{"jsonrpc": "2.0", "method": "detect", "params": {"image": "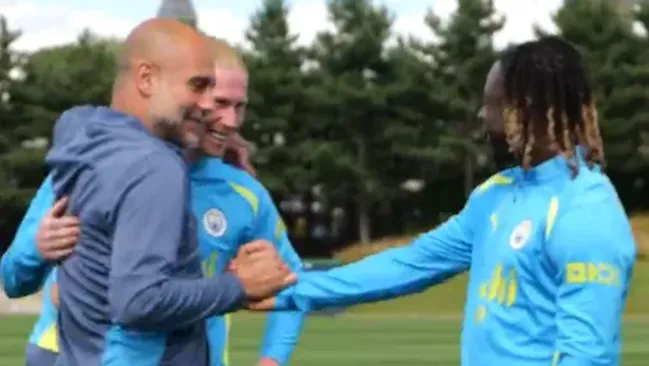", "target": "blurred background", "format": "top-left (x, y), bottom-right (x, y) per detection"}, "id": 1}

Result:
top-left (0, 0), bottom-right (648, 365)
